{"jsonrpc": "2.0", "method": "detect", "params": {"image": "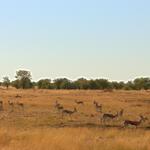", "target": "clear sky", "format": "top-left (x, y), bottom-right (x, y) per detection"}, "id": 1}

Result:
top-left (0, 0), bottom-right (150, 81)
